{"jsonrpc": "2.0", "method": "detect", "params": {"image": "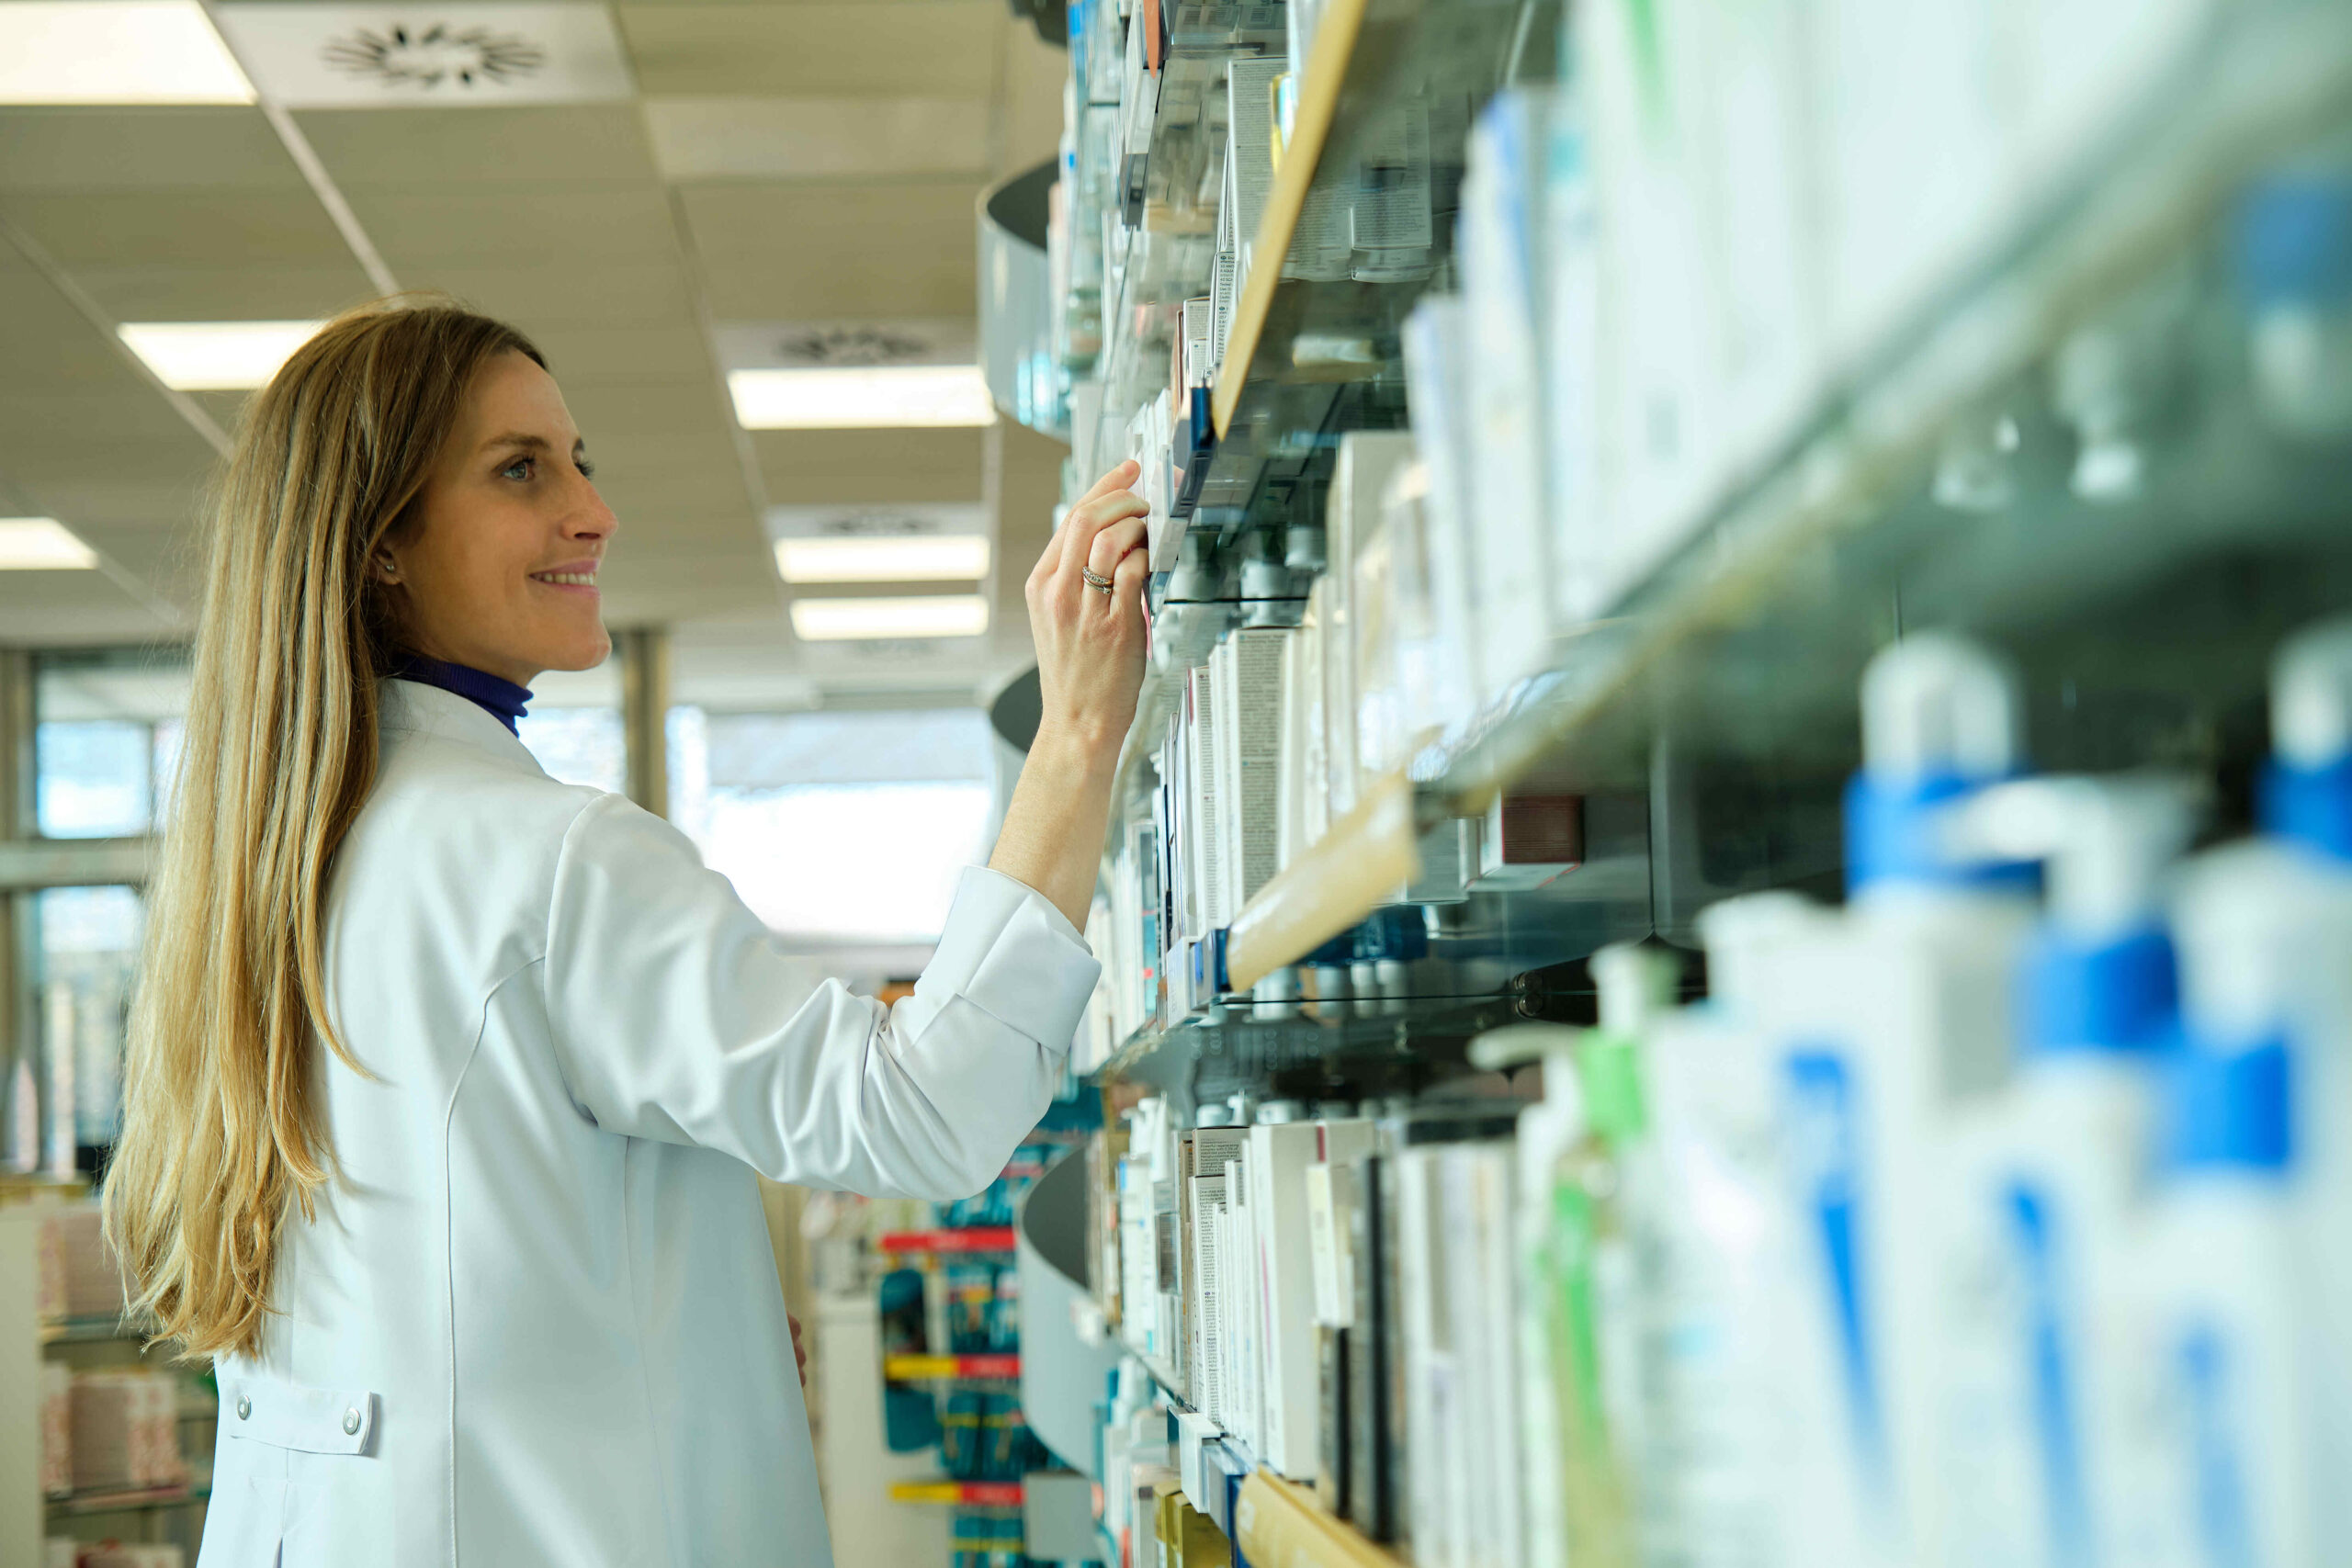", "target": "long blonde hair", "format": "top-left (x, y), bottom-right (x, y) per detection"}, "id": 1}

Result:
top-left (106, 299), bottom-right (544, 1360)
